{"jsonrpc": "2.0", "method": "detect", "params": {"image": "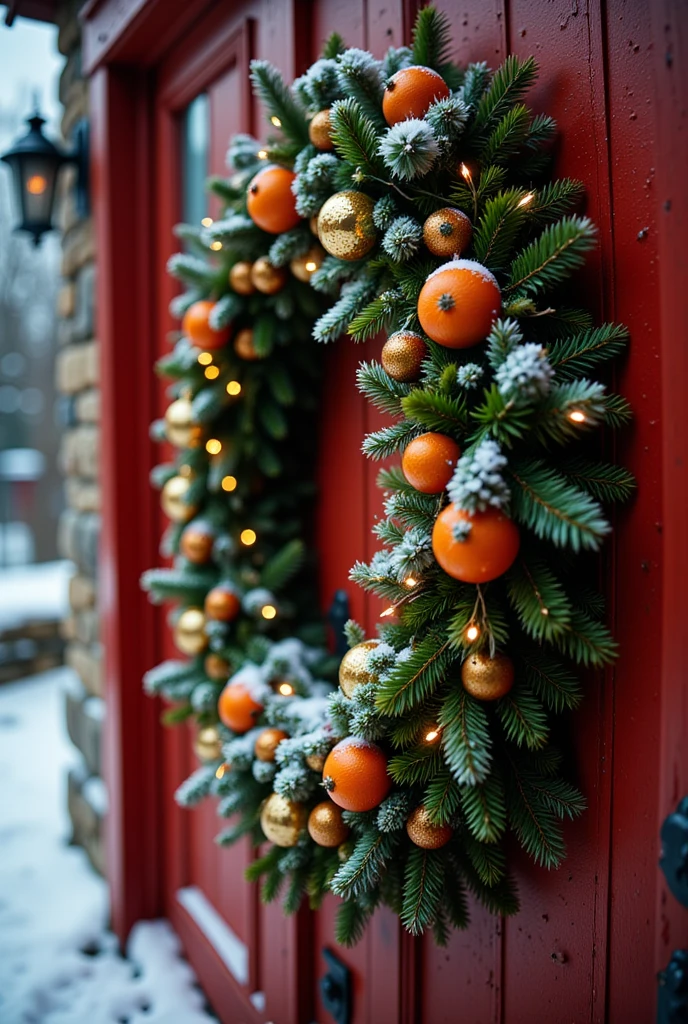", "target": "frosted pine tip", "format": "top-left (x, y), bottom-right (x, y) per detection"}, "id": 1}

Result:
top-left (270, 116), bottom-right (282, 127)
top-left (460, 162), bottom-right (472, 181)
top-left (201, 217), bottom-right (213, 227)
top-left (278, 682), bottom-right (294, 696)
top-left (210, 241), bottom-right (223, 251)
top-left (261, 604), bottom-right (277, 620)
top-left (568, 409), bottom-right (587, 423)
top-left (465, 623), bottom-right (480, 642)
top-left (424, 728), bottom-right (441, 743)
top-left (437, 292), bottom-right (455, 311)
top-left (517, 192), bottom-right (535, 208)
